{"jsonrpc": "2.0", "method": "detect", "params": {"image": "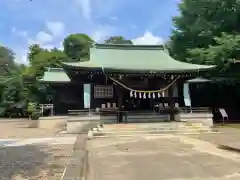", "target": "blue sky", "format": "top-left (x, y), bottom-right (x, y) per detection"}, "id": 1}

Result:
top-left (0, 0), bottom-right (180, 64)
